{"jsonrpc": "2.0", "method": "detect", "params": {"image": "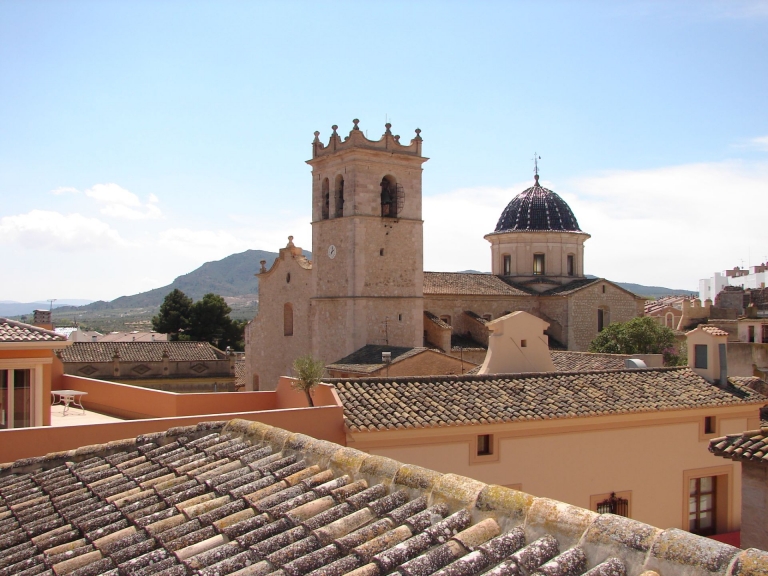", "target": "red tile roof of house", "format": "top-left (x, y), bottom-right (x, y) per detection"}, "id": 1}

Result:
top-left (0, 317), bottom-right (68, 343)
